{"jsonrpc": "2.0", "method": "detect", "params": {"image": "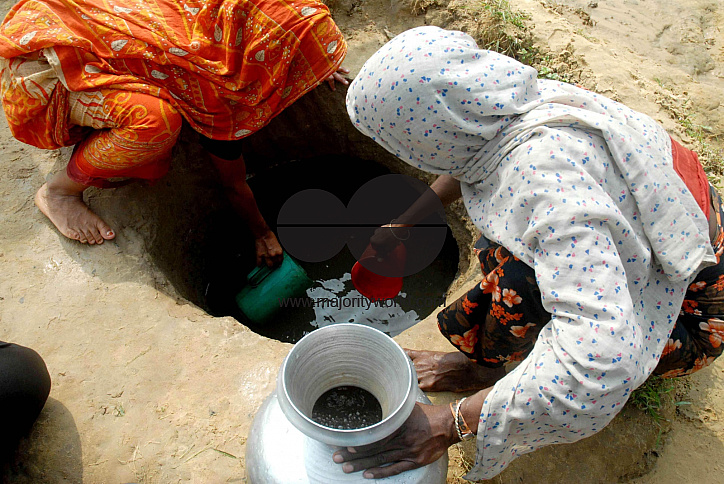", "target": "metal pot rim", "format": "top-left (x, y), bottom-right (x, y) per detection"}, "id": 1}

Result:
top-left (276, 323), bottom-right (417, 446)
